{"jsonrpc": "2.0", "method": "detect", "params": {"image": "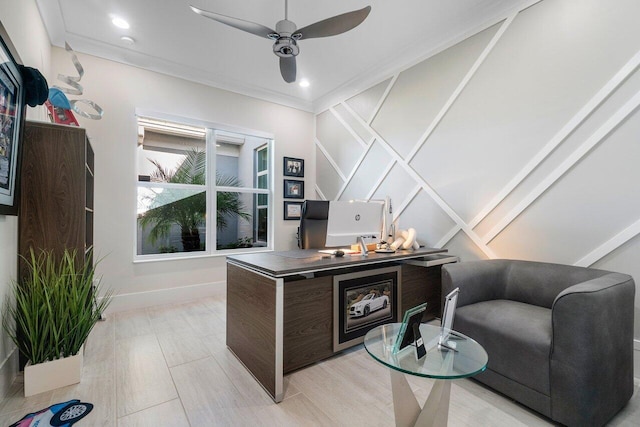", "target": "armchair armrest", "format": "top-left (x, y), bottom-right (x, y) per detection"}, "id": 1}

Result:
top-left (441, 260), bottom-right (509, 308)
top-left (550, 273), bottom-right (635, 426)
